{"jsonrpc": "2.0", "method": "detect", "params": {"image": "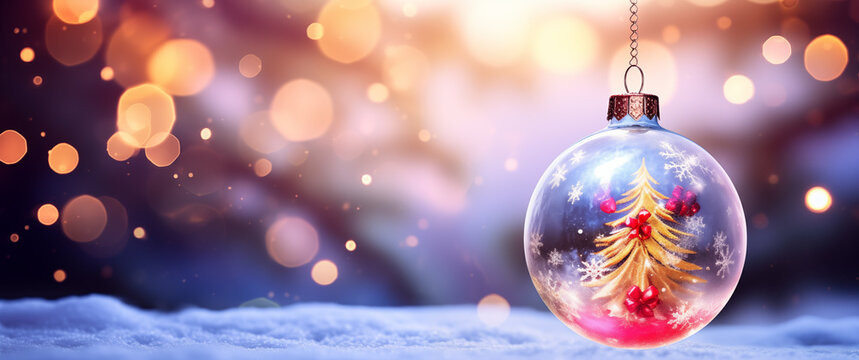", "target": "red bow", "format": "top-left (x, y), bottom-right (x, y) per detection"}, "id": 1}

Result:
top-left (625, 209), bottom-right (652, 240)
top-left (625, 285), bottom-right (660, 317)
